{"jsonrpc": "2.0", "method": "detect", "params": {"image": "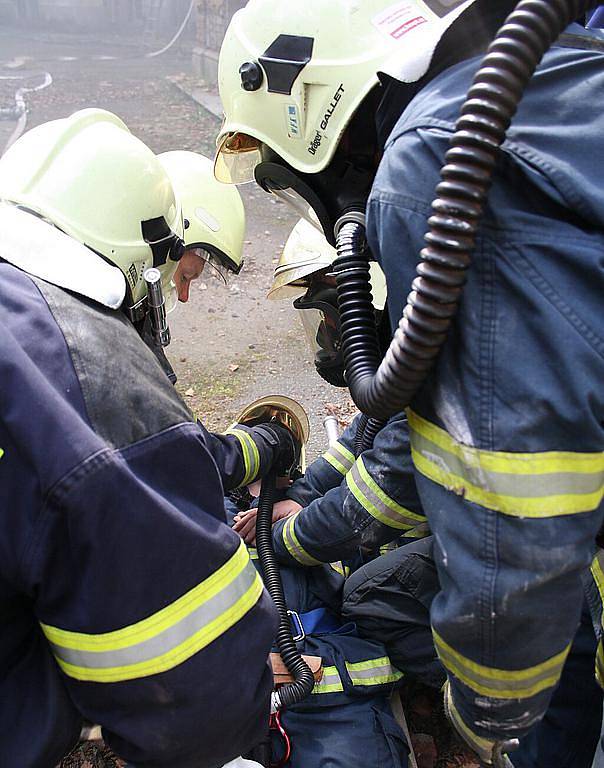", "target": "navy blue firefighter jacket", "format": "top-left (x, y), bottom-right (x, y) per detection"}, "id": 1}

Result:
top-left (367, 25), bottom-right (604, 745)
top-left (272, 413), bottom-right (427, 567)
top-left (0, 261), bottom-right (283, 768)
